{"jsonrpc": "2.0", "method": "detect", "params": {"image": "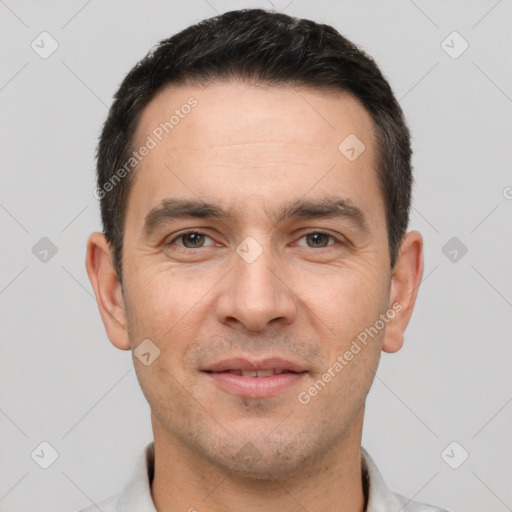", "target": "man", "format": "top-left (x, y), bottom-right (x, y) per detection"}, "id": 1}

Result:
top-left (83, 8), bottom-right (449, 512)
